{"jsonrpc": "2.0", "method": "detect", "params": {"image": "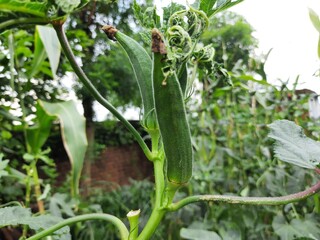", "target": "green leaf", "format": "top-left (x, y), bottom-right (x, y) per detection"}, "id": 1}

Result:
top-left (1, 130), bottom-right (12, 139)
top-left (199, 0), bottom-right (243, 18)
top-left (199, 0), bottom-right (217, 17)
top-left (23, 153), bottom-right (35, 162)
top-left (0, 0), bottom-right (47, 17)
top-left (49, 193), bottom-right (76, 218)
top-left (0, 206), bottom-right (70, 240)
top-left (0, 206), bottom-right (30, 227)
top-left (272, 215), bottom-right (320, 240)
top-left (26, 102), bottom-right (55, 155)
top-left (39, 100), bottom-right (88, 197)
top-left (268, 120), bottom-right (320, 169)
top-left (0, 154), bottom-right (9, 178)
top-left (37, 184), bottom-right (51, 201)
top-left (318, 35), bottom-right (320, 59)
top-left (180, 228), bottom-right (222, 240)
top-left (55, 0), bottom-right (80, 14)
top-left (309, 8), bottom-right (320, 33)
top-left (37, 25), bottom-right (61, 78)
top-left (29, 26), bottom-right (48, 79)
